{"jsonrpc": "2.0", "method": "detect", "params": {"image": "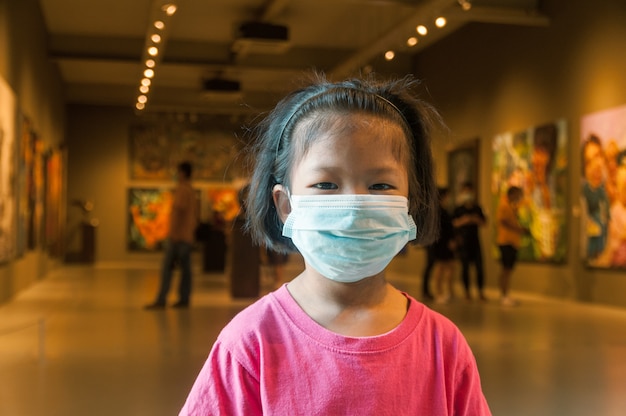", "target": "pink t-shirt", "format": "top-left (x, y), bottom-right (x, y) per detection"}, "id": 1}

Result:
top-left (180, 285), bottom-right (491, 415)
